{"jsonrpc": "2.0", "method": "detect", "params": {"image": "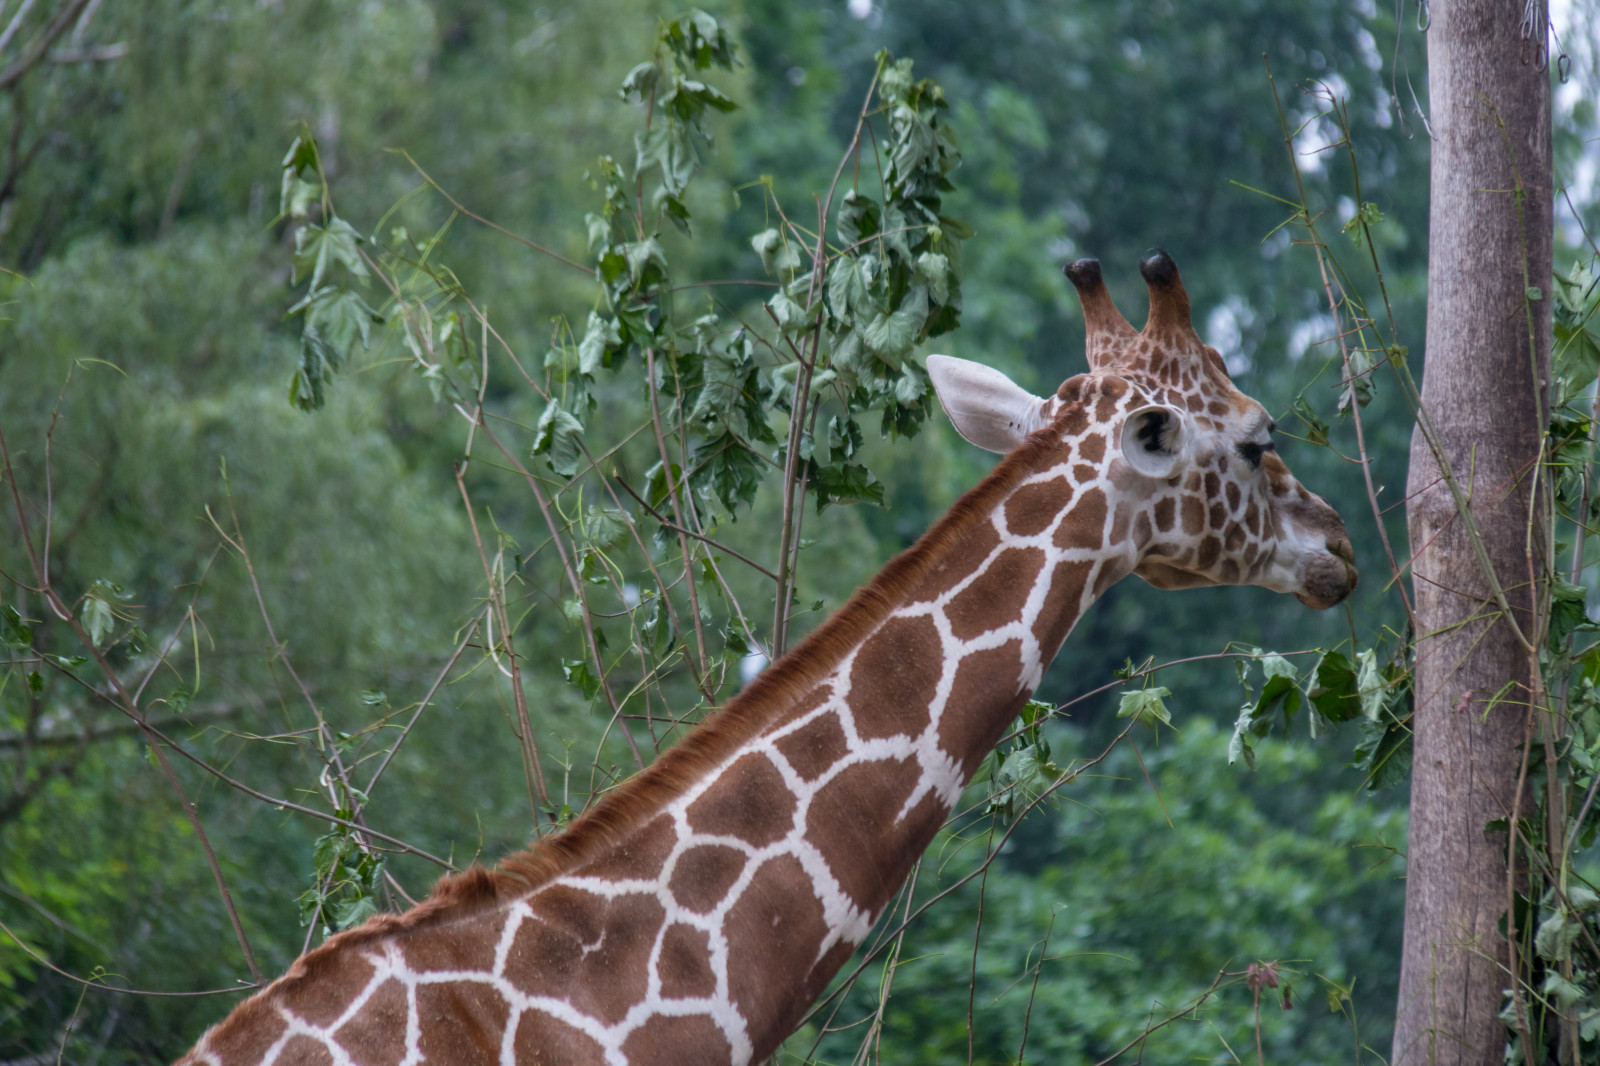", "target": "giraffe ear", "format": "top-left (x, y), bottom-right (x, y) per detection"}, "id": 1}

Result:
top-left (1119, 404), bottom-right (1188, 479)
top-left (926, 355), bottom-right (1048, 454)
